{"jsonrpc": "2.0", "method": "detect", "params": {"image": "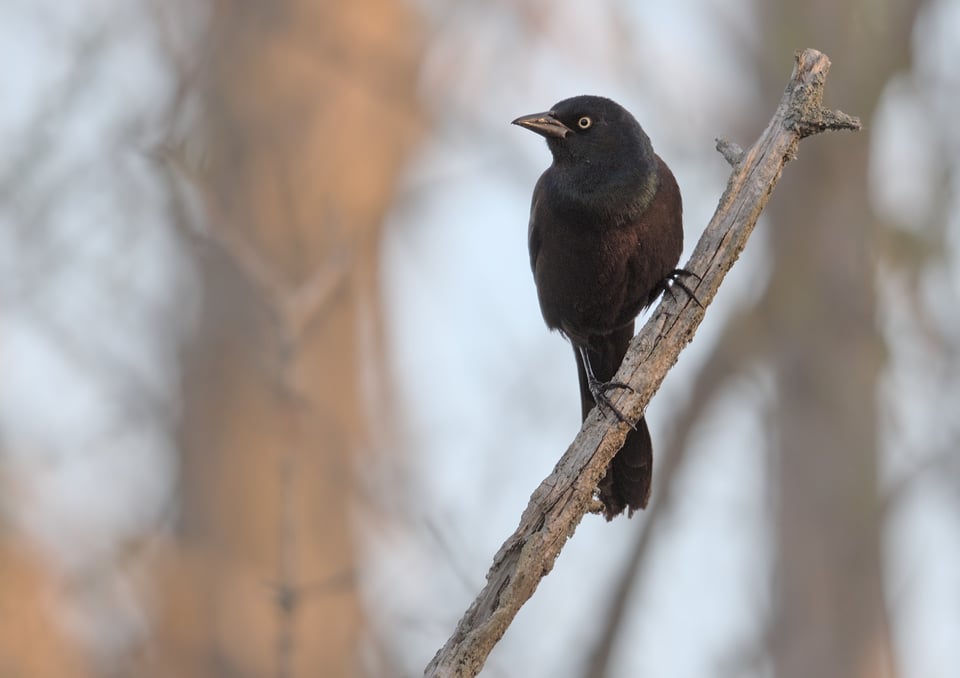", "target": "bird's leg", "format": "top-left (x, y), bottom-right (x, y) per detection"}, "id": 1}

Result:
top-left (657, 268), bottom-right (703, 308)
top-left (579, 345), bottom-right (637, 429)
